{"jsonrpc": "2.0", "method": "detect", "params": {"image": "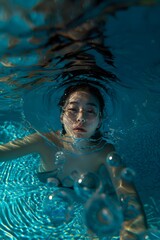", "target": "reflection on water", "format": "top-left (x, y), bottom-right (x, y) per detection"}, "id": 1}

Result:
top-left (0, 0), bottom-right (160, 239)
